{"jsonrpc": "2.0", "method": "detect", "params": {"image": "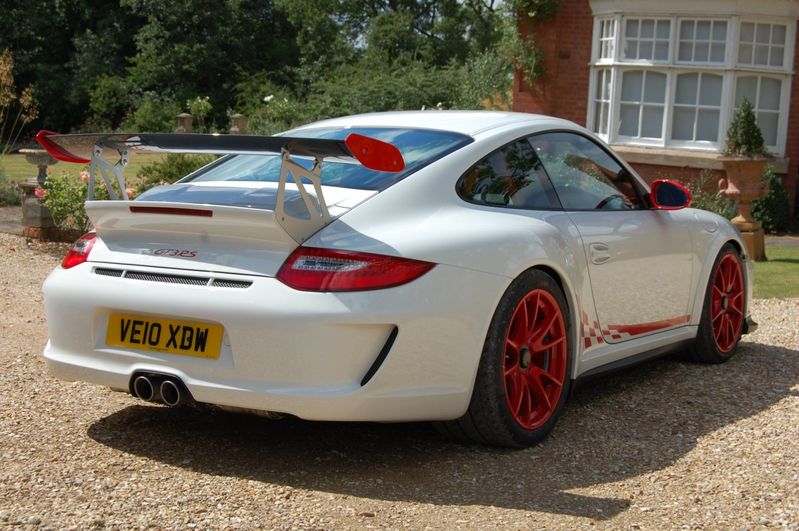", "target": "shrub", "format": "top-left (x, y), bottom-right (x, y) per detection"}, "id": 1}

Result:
top-left (724, 97), bottom-right (767, 157)
top-left (40, 170), bottom-right (111, 232)
top-left (135, 153), bottom-right (217, 194)
top-left (678, 170), bottom-right (736, 219)
top-left (125, 93), bottom-right (181, 132)
top-left (0, 179), bottom-right (22, 206)
top-left (752, 165), bottom-right (791, 234)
